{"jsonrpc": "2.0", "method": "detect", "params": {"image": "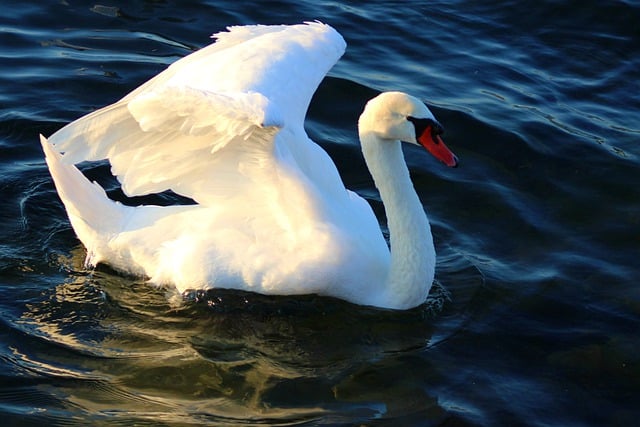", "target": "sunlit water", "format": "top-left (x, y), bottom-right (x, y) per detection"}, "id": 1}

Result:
top-left (1, 1), bottom-right (639, 426)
